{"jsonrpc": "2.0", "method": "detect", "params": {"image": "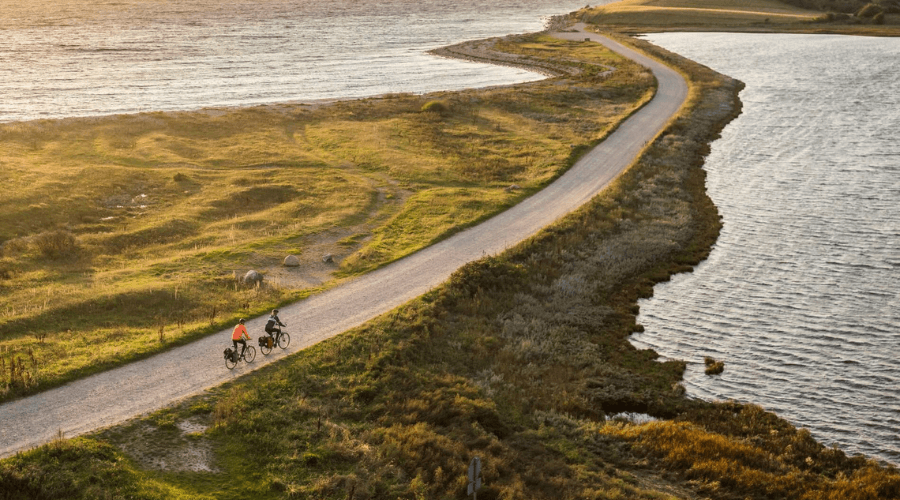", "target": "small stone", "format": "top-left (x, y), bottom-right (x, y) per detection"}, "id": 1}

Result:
top-left (322, 254), bottom-right (334, 264)
top-left (283, 255), bottom-right (300, 267)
